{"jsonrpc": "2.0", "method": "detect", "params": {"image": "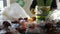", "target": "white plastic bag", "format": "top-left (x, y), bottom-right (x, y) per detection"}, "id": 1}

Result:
top-left (1, 3), bottom-right (30, 20)
top-left (50, 10), bottom-right (60, 20)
